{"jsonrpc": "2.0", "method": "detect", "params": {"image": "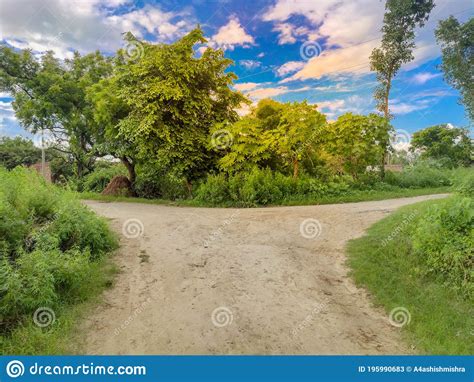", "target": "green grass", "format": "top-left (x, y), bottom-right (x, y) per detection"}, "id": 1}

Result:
top-left (0, 167), bottom-right (119, 354)
top-left (0, 257), bottom-right (118, 354)
top-left (80, 186), bottom-right (451, 208)
top-left (347, 197), bottom-right (474, 354)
